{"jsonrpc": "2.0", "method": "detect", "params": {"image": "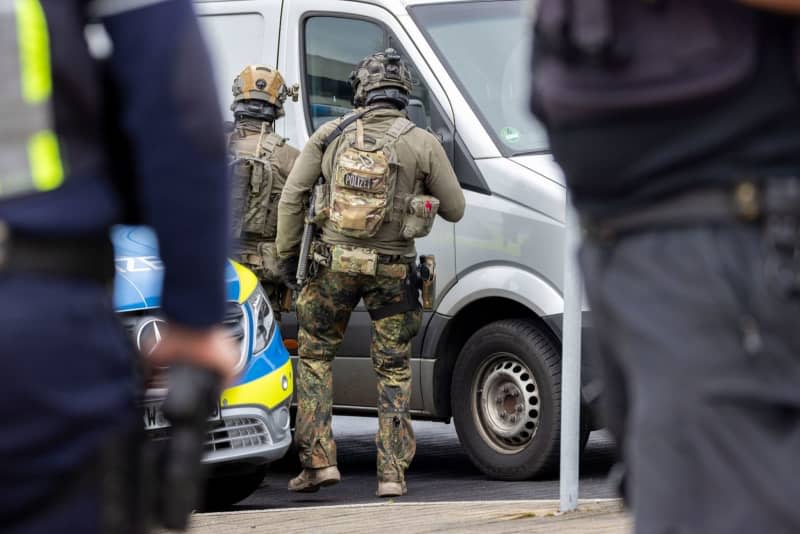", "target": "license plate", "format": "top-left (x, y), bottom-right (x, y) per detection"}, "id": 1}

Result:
top-left (143, 398), bottom-right (221, 431)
